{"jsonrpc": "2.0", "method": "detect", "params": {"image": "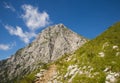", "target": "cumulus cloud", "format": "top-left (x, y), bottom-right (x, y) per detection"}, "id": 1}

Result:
top-left (0, 44), bottom-right (10, 50)
top-left (4, 4), bottom-right (51, 44)
top-left (0, 42), bottom-right (16, 51)
top-left (22, 4), bottom-right (50, 30)
top-left (5, 25), bottom-right (36, 44)
top-left (3, 2), bottom-right (15, 12)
